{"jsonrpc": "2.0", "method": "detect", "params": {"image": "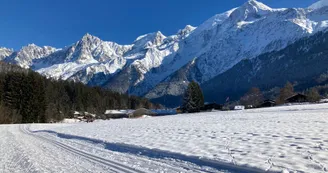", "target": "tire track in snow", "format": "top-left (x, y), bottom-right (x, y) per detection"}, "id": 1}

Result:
top-left (20, 125), bottom-right (145, 173)
top-left (39, 132), bottom-right (197, 173)
top-left (2, 128), bottom-right (39, 173)
top-left (34, 131), bottom-right (223, 173)
top-left (29, 127), bottom-right (277, 173)
top-left (16, 126), bottom-right (93, 173)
